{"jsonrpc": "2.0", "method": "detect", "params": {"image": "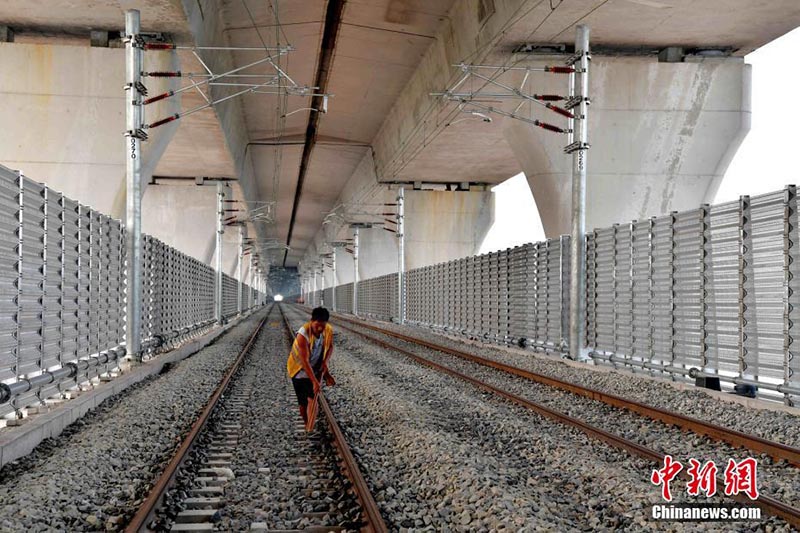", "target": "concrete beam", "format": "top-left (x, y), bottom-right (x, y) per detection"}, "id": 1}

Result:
top-left (179, 0), bottom-right (269, 259)
top-left (0, 25), bottom-right (13, 42)
top-left (306, 147), bottom-right (494, 283)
